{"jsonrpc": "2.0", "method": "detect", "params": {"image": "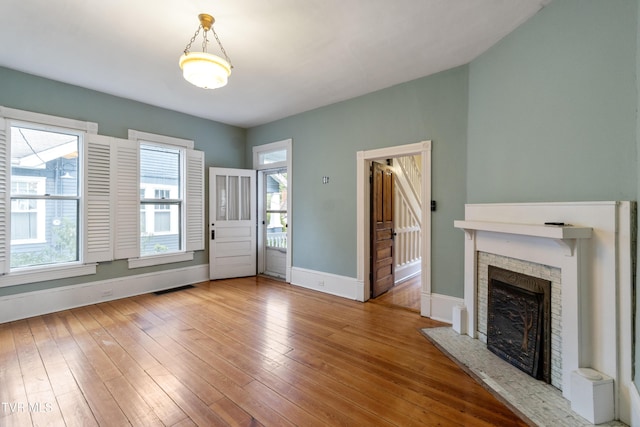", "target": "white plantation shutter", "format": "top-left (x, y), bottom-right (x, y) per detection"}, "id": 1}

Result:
top-left (185, 149), bottom-right (204, 251)
top-left (0, 119), bottom-right (8, 273)
top-left (84, 134), bottom-right (114, 262)
top-left (114, 139), bottom-right (140, 259)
